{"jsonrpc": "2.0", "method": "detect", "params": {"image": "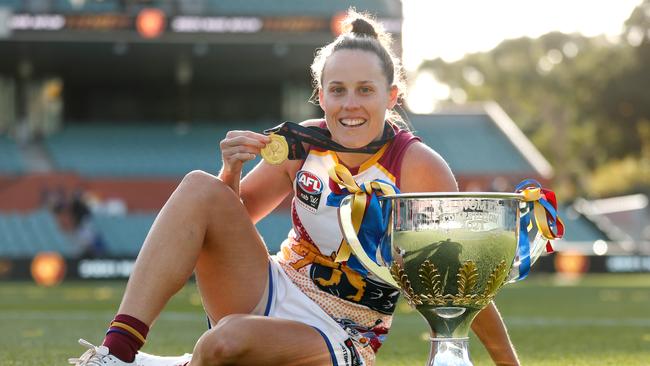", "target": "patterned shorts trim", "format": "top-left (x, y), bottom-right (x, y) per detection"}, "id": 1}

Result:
top-left (264, 256), bottom-right (370, 366)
